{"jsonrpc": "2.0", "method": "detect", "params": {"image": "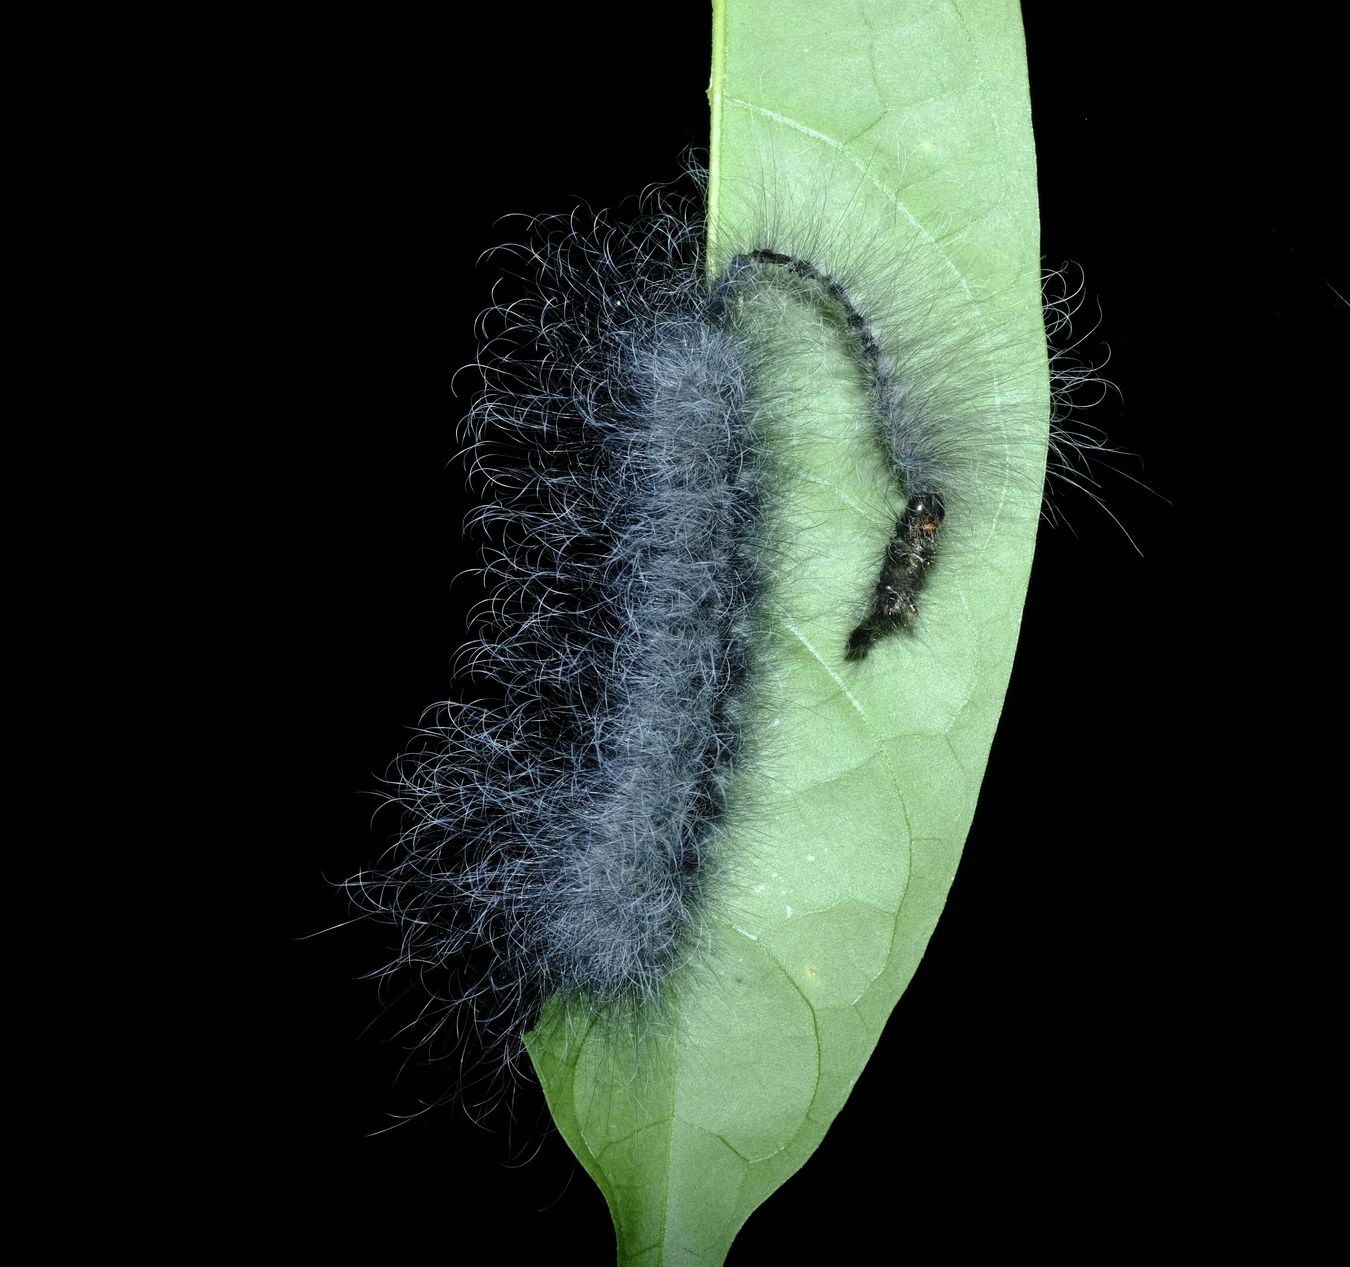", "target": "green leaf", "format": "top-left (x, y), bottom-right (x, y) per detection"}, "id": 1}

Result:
top-left (527, 2), bottom-right (1048, 1261)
